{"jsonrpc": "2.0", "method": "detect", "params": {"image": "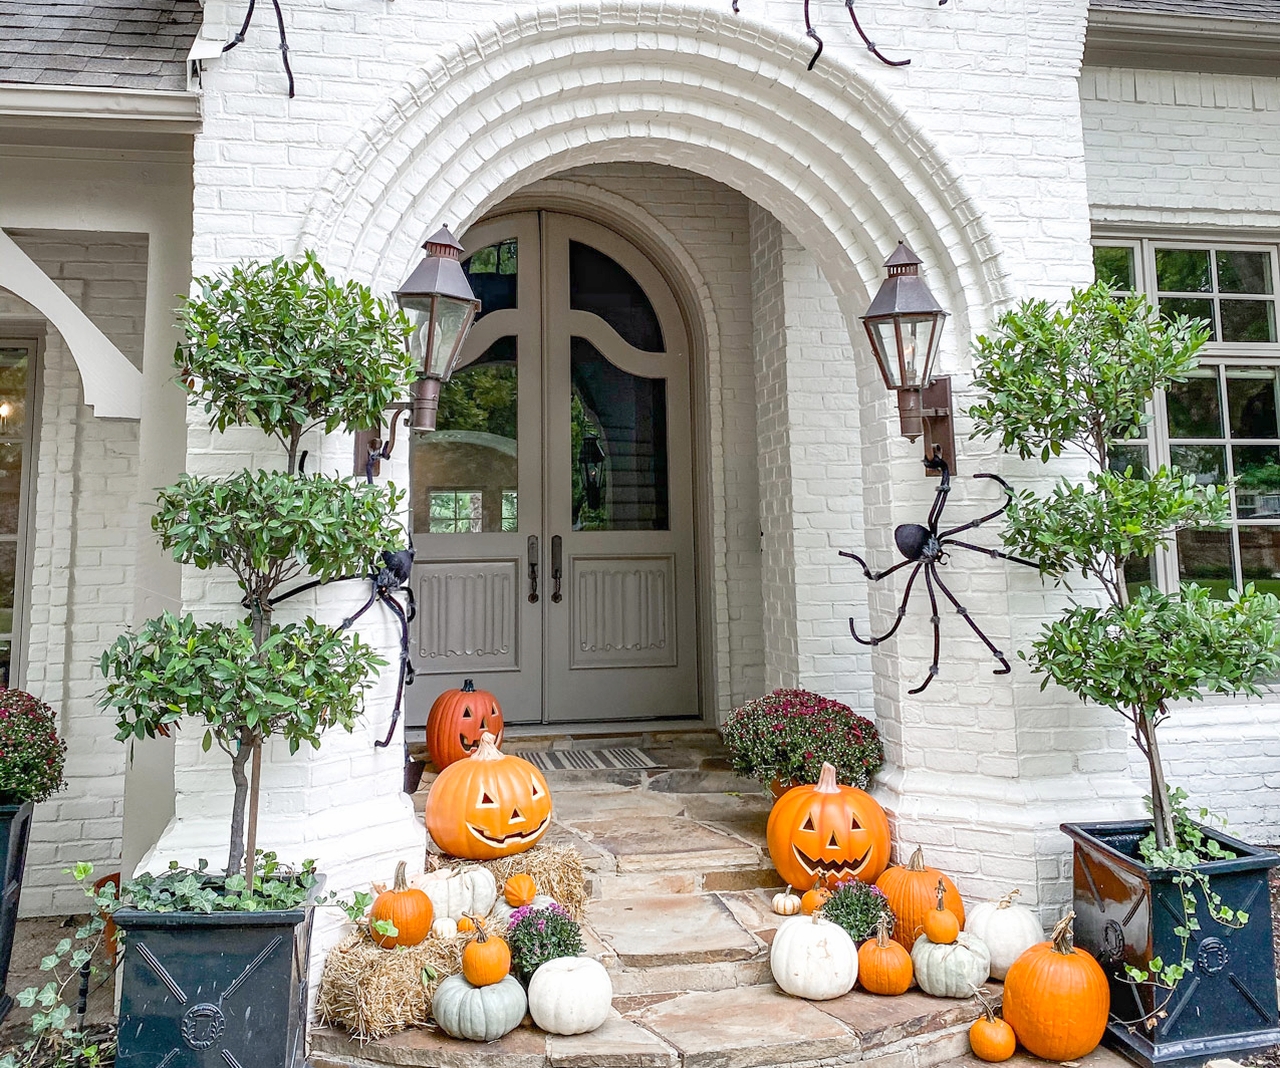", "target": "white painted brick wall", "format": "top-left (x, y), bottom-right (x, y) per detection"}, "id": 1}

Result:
top-left (0, 230), bottom-right (146, 914)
